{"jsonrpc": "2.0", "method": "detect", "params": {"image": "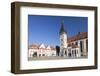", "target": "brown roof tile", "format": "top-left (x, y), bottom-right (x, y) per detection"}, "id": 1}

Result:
top-left (28, 44), bottom-right (56, 51)
top-left (68, 32), bottom-right (87, 43)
